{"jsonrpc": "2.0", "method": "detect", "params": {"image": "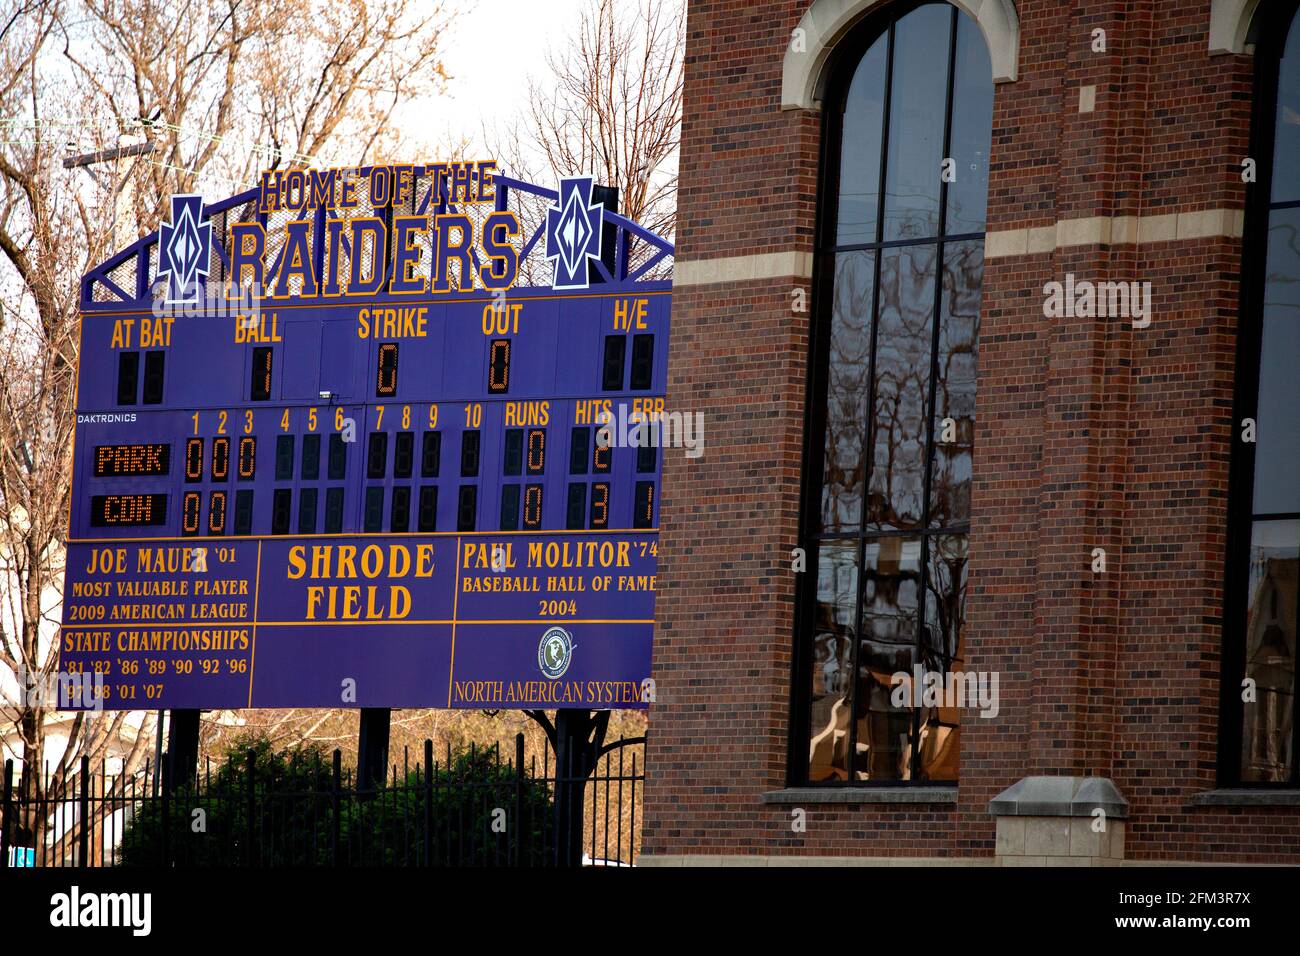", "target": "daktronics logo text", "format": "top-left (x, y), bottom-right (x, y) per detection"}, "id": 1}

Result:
top-left (77, 412), bottom-right (138, 424)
